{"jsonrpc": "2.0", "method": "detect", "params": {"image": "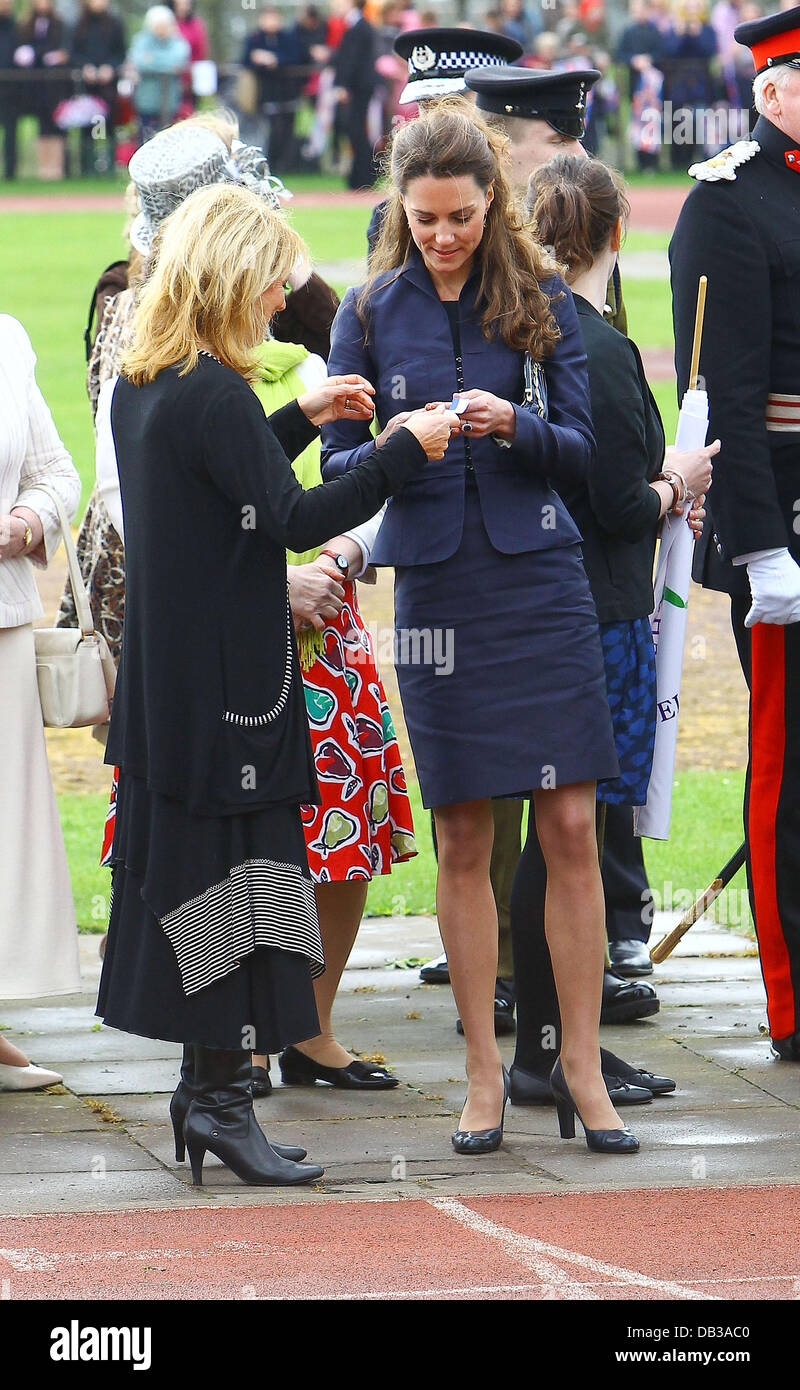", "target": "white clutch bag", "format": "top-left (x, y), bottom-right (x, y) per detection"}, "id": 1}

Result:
top-left (33, 485), bottom-right (116, 728)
